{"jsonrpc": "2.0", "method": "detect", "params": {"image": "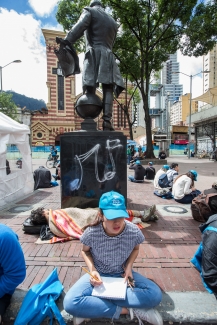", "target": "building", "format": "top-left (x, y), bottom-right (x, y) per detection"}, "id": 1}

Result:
top-left (161, 52), bottom-right (183, 103)
top-left (203, 43), bottom-right (217, 92)
top-left (30, 29), bottom-right (130, 146)
top-left (187, 87), bottom-right (217, 153)
top-left (170, 93), bottom-right (198, 126)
